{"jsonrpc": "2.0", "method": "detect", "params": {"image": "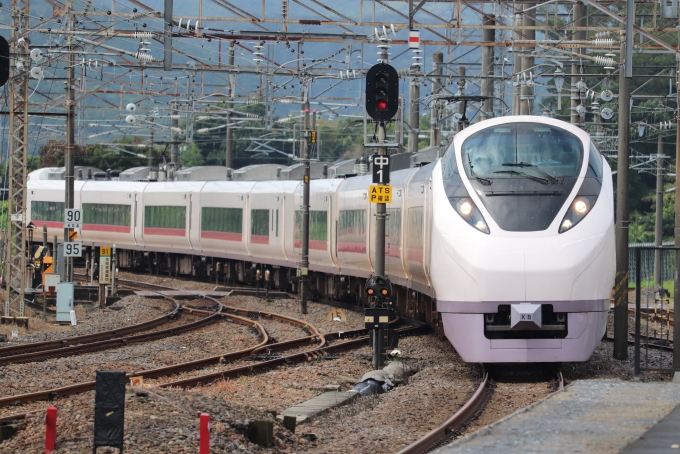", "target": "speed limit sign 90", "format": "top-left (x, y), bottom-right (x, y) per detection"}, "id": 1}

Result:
top-left (63, 242), bottom-right (82, 257)
top-left (65, 209), bottom-right (82, 229)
